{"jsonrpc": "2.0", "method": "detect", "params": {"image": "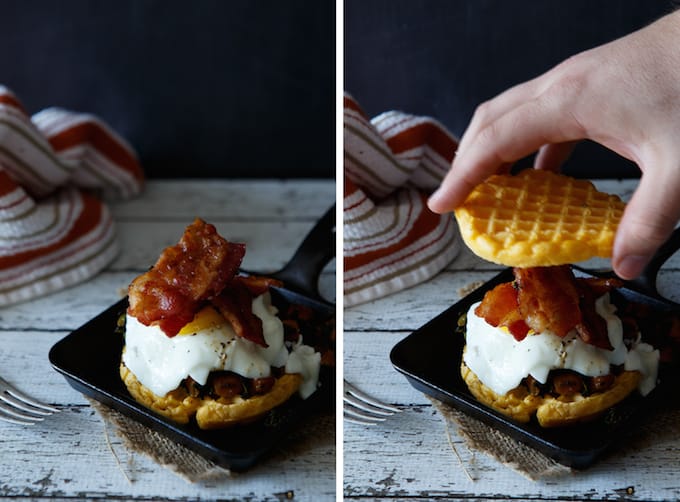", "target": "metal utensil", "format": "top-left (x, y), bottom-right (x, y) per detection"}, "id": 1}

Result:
top-left (344, 380), bottom-right (401, 425)
top-left (0, 376), bottom-right (59, 425)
